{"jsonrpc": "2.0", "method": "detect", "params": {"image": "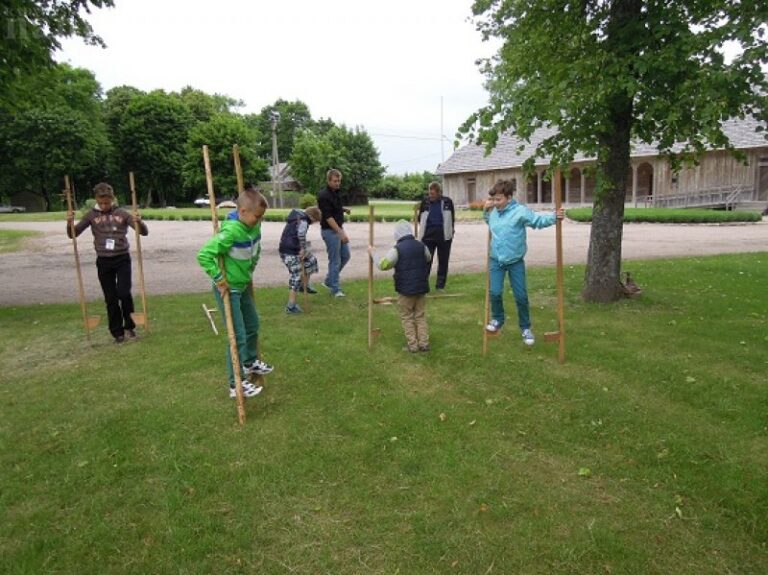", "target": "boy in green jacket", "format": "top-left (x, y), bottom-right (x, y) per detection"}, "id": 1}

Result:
top-left (197, 188), bottom-right (274, 399)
